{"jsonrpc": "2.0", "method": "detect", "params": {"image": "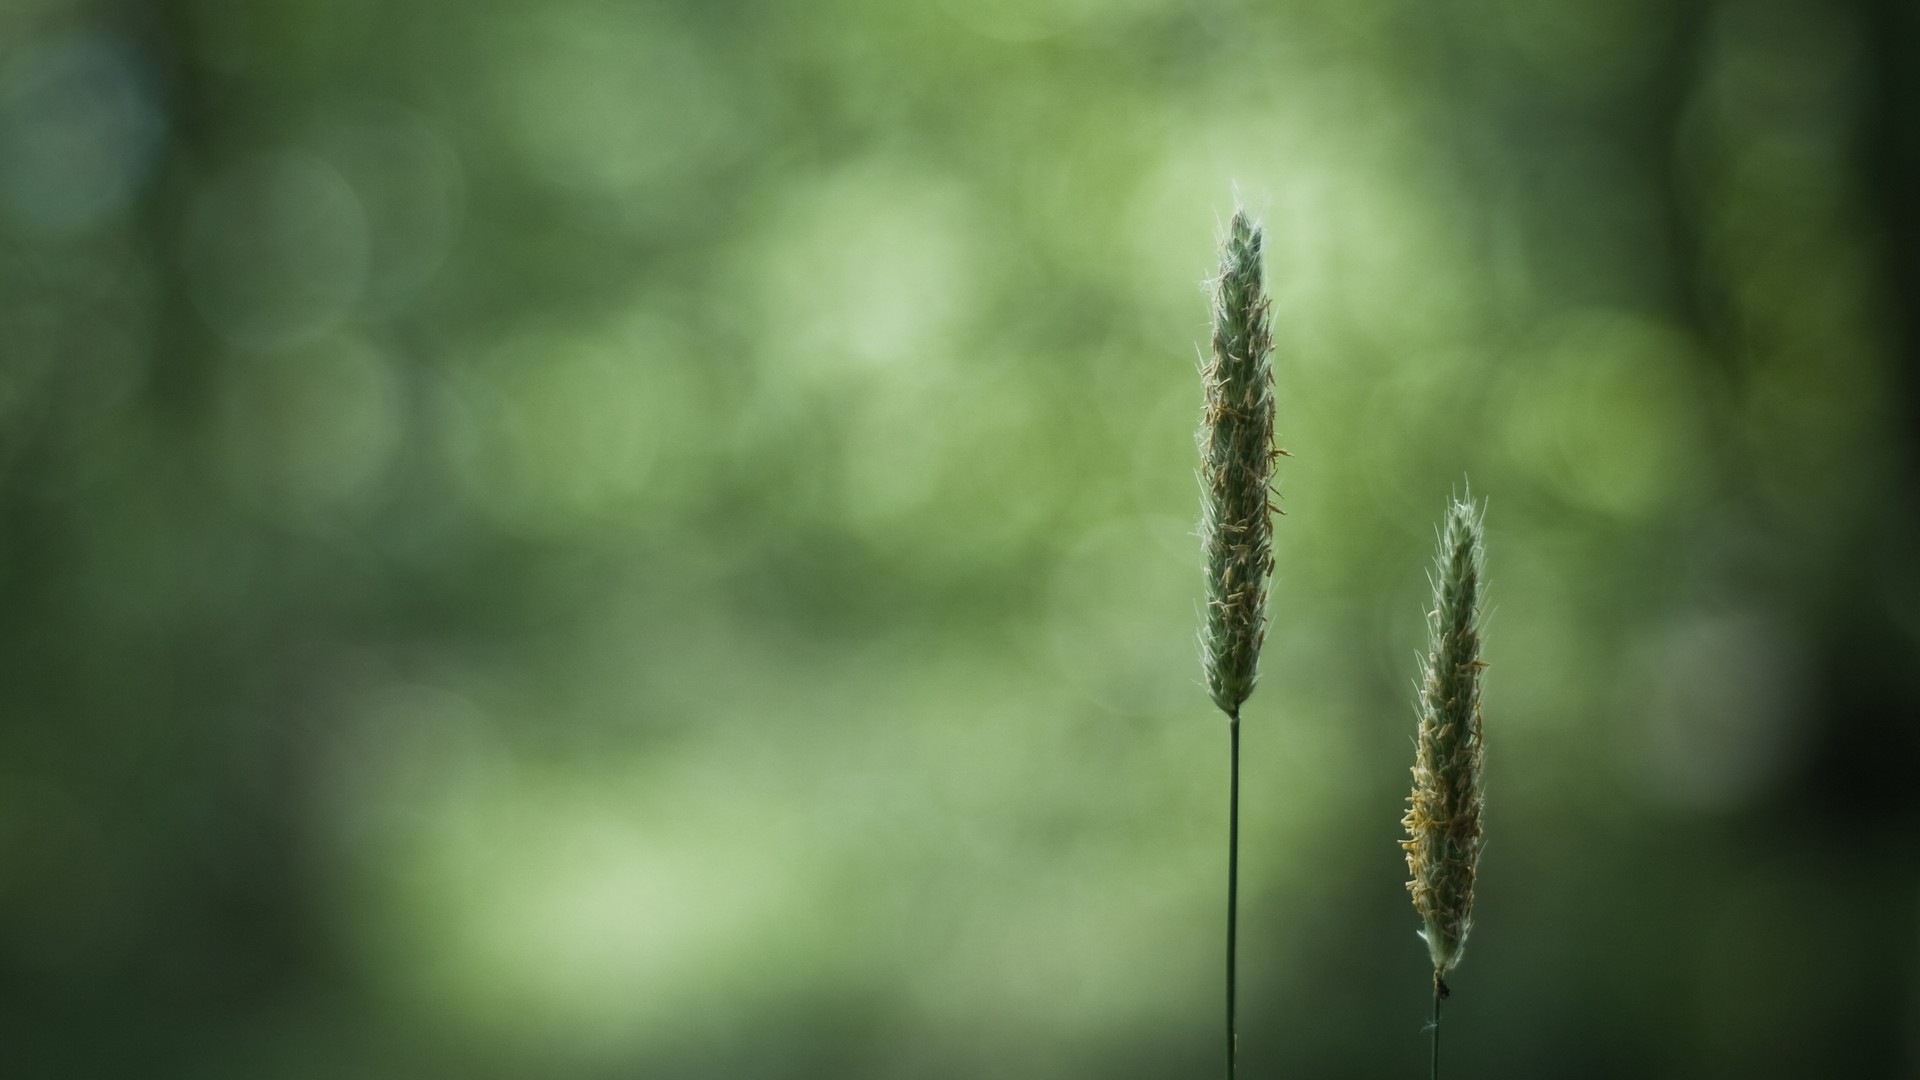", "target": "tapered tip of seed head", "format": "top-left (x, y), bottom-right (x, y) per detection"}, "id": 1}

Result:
top-left (1228, 207), bottom-right (1257, 244)
top-left (1436, 491), bottom-right (1487, 594)
top-left (1223, 209), bottom-right (1262, 271)
top-left (1445, 490), bottom-right (1486, 544)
